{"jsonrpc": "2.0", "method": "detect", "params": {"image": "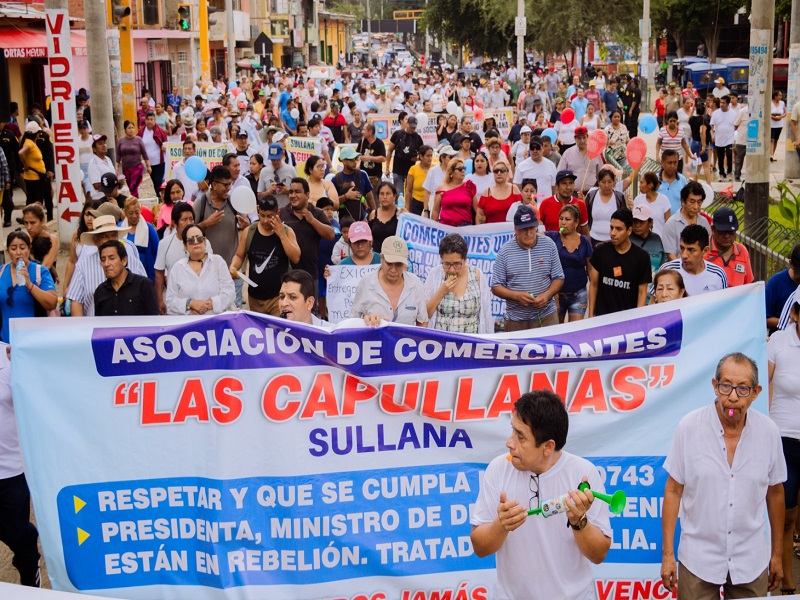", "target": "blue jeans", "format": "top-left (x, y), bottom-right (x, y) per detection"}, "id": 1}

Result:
top-left (558, 288), bottom-right (588, 321)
